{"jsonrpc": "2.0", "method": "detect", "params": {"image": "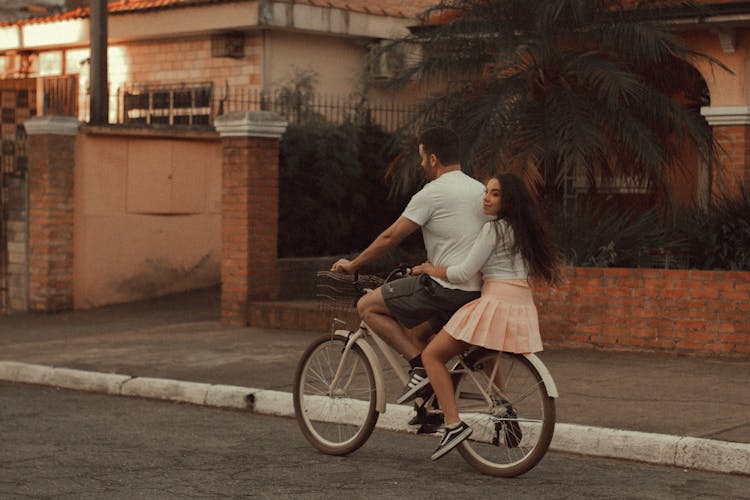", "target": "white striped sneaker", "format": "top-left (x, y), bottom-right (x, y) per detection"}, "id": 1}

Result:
top-left (396, 366), bottom-right (430, 404)
top-left (431, 421), bottom-right (472, 460)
